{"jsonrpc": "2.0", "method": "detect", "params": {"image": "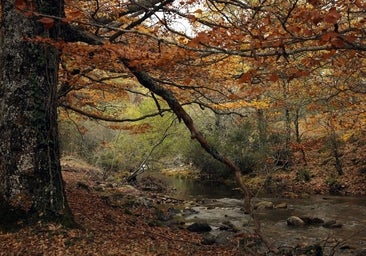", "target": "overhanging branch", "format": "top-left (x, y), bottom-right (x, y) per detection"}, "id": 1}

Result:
top-left (122, 59), bottom-right (252, 213)
top-left (60, 103), bottom-right (172, 122)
